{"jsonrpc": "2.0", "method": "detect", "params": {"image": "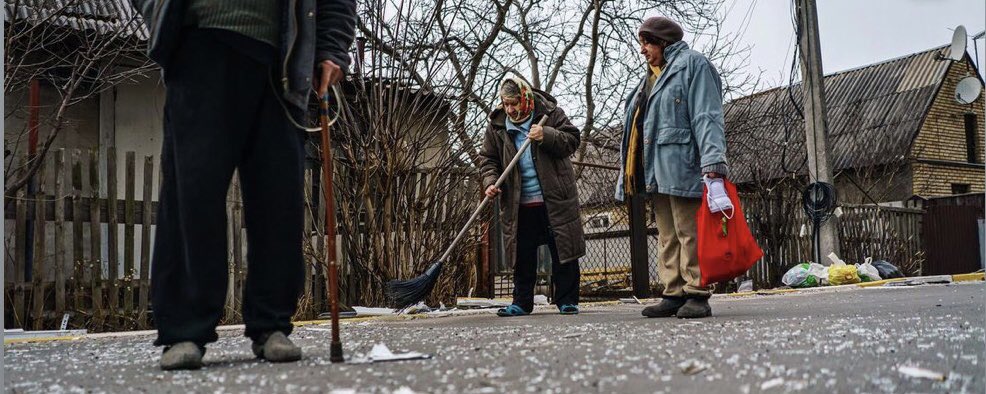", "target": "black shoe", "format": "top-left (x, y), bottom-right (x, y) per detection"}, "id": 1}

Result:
top-left (676, 298), bottom-right (712, 319)
top-left (641, 298), bottom-right (686, 318)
